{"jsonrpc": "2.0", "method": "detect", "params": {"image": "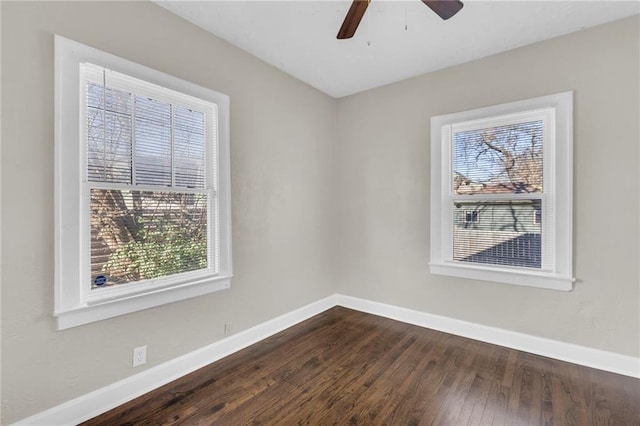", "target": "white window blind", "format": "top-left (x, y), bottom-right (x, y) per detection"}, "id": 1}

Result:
top-left (84, 69), bottom-right (211, 189)
top-left (81, 63), bottom-right (217, 290)
top-left (451, 119), bottom-right (546, 269)
top-left (86, 84), bottom-right (133, 184)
